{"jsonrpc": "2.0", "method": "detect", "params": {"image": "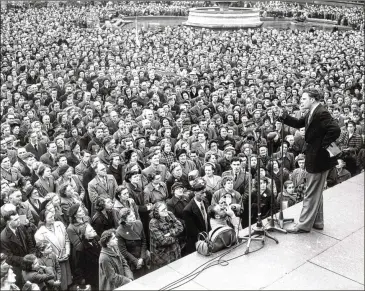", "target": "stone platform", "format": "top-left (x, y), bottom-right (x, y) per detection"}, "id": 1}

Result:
top-left (117, 174), bottom-right (364, 290)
